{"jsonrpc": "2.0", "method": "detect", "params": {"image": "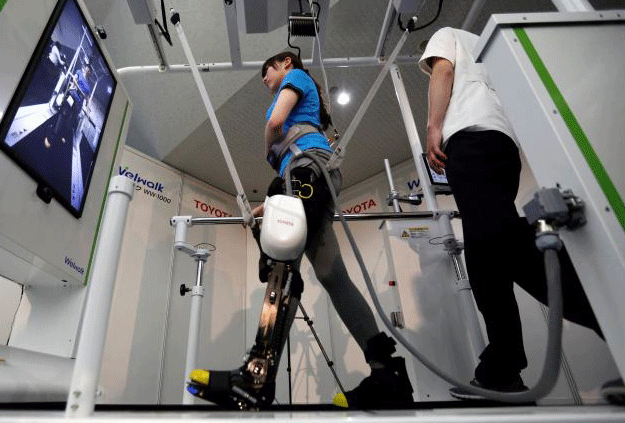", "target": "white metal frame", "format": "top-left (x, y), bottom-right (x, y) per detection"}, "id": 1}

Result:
top-left (388, 64), bottom-right (485, 367)
top-left (474, 10), bottom-right (625, 381)
top-left (65, 176), bottom-right (134, 418)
